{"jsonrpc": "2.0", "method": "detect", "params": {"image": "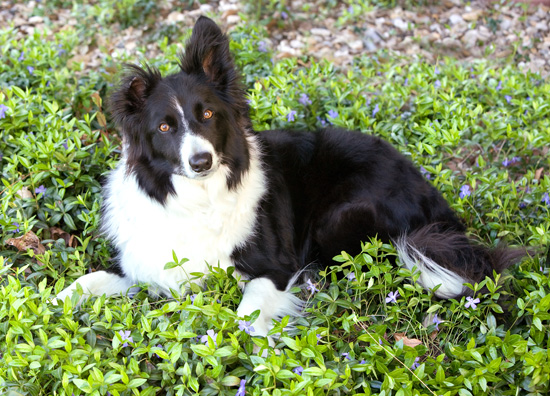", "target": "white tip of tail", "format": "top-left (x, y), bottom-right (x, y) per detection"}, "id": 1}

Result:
top-left (395, 237), bottom-right (468, 299)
